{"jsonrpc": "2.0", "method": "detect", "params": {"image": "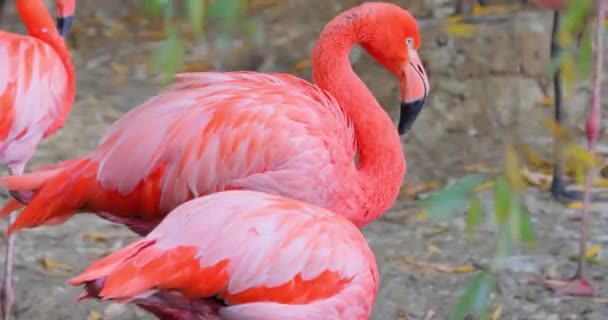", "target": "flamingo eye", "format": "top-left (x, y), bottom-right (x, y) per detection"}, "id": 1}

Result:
top-left (405, 37), bottom-right (413, 47)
